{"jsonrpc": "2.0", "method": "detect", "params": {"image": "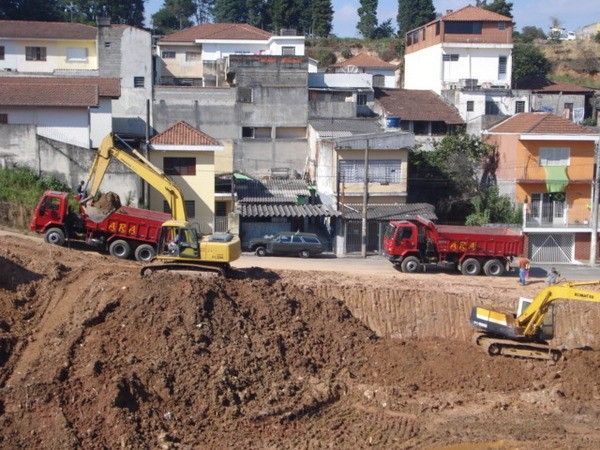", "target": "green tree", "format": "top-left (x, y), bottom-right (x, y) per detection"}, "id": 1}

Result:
top-left (476, 0), bottom-right (513, 18)
top-left (152, 7), bottom-right (192, 34)
top-left (0, 0), bottom-right (63, 21)
top-left (397, 0), bottom-right (435, 37)
top-left (213, 0), bottom-right (247, 22)
top-left (466, 185), bottom-right (521, 226)
top-left (518, 26), bottom-right (547, 43)
top-left (310, 0), bottom-right (333, 37)
top-left (357, 0), bottom-right (378, 39)
top-left (512, 43), bottom-right (552, 87)
top-left (168, 0), bottom-right (196, 28)
top-left (372, 19), bottom-right (394, 39)
top-left (65, 0), bottom-right (146, 27)
top-left (192, 0), bottom-right (214, 23)
top-left (246, 0), bottom-right (270, 28)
